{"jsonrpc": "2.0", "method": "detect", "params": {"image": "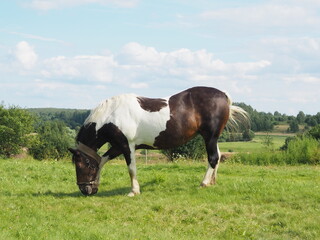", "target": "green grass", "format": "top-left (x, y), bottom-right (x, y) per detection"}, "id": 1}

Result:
top-left (1, 158), bottom-right (320, 239)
